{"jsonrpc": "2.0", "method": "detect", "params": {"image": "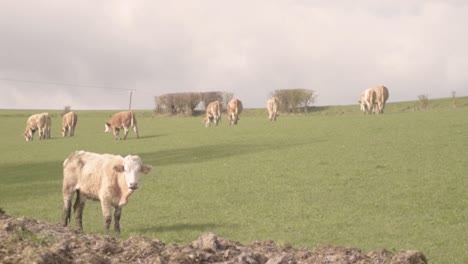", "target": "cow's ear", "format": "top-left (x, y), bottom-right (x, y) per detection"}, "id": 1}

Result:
top-left (141, 164), bottom-right (152, 174)
top-left (113, 164), bottom-right (125, 172)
